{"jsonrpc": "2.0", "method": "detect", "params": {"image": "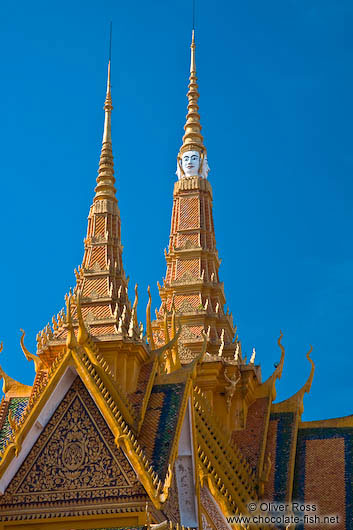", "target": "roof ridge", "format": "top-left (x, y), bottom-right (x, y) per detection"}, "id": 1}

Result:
top-left (194, 386), bottom-right (257, 491)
